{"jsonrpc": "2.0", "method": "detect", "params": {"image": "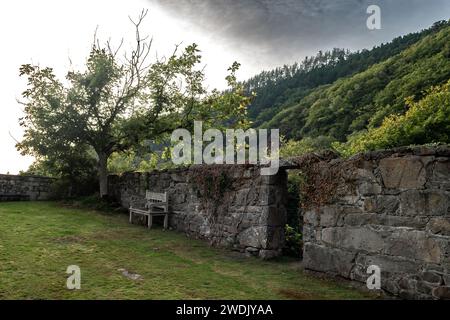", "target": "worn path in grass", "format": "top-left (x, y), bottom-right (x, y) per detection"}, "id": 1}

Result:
top-left (0, 202), bottom-right (375, 299)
